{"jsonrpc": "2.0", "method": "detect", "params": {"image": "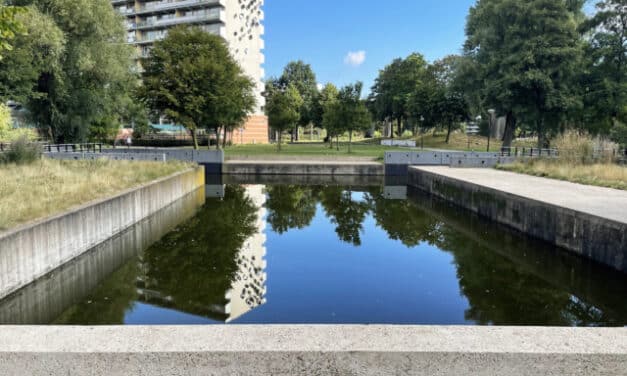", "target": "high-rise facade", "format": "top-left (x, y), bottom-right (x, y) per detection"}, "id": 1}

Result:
top-left (111, 0), bottom-right (268, 144)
